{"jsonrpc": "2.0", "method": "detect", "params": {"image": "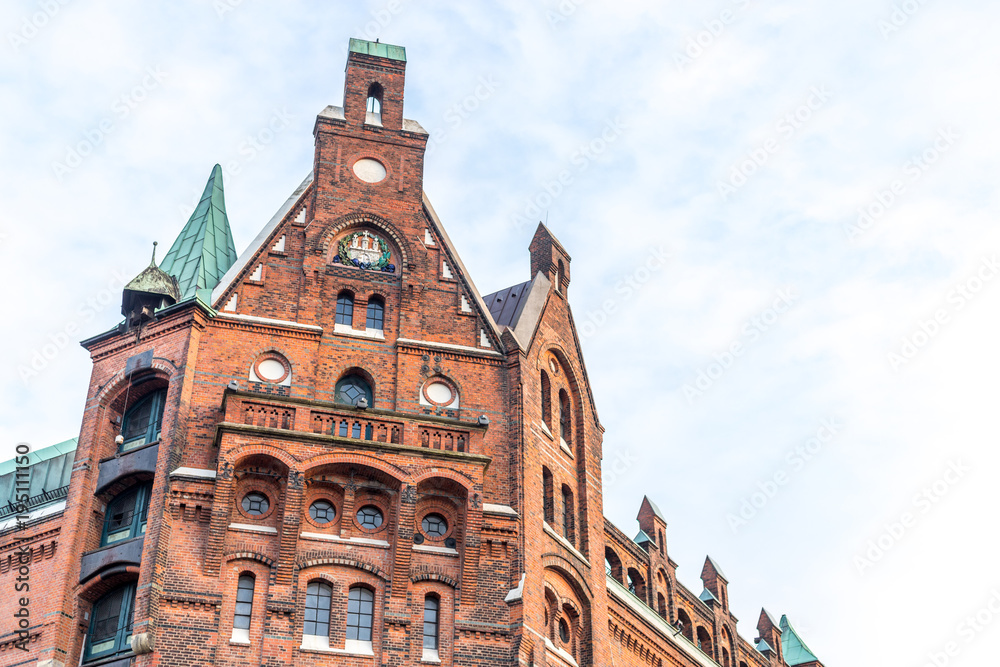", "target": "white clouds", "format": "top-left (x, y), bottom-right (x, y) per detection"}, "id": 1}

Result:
top-left (3, 1), bottom-right (999, 664)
